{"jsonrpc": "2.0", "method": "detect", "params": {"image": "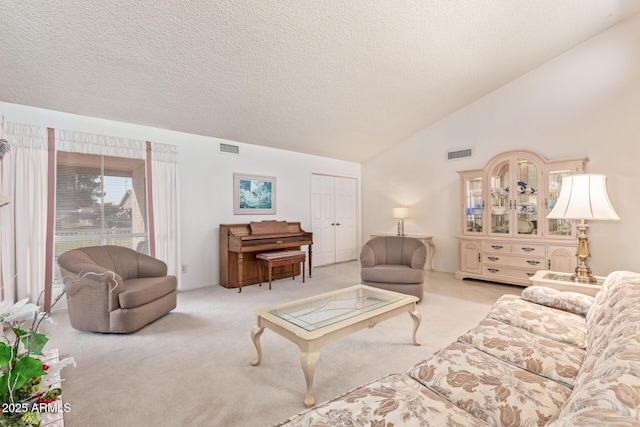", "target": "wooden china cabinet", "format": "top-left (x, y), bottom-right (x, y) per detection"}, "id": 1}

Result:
top-left (455, 150), bottom-right (588, 286)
